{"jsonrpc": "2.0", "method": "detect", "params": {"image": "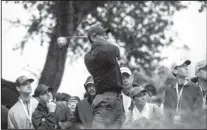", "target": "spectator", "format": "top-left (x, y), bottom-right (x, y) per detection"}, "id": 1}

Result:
top-left (194, 60), bottom-right (207, 128)
top-left (163, 59), bottom-right (203, 128)
top-left (32, 84), bottom-right (56, 129)
top-left (124, 87), bottom-right (162, 128)
top-left (67, 96), bottom-right (81, 129)
top-left (195, 60), bottom-right (207, 109)
top-left (8, 76), bottom-right (38, 129)
top-left (74, 76), bottom-right (96, 129)
top-left (84, 24), bottom-right (124, 129)
top-left (120, 67), bottom-right (133, 123)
